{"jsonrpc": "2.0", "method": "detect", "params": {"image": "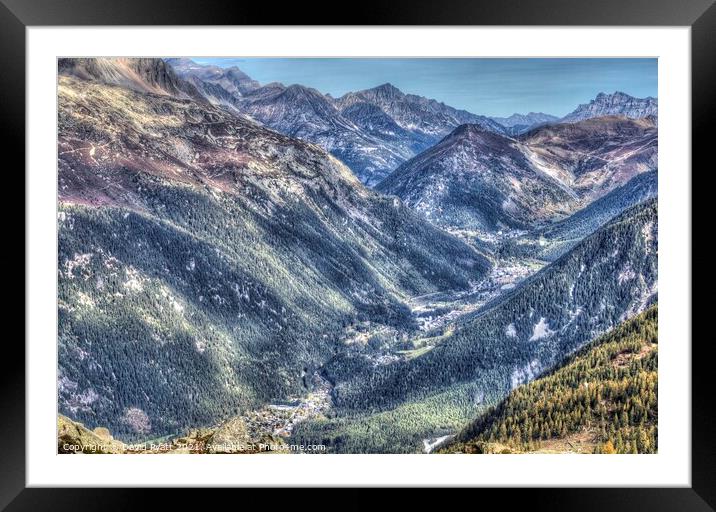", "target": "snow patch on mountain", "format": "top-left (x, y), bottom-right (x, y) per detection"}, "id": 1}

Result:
top-left (511, 359), bottom-right (543, 389)
top-left (618, 264), bottom-right (636, 284)
top-left (529, 317), bottom-right (554, 341)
